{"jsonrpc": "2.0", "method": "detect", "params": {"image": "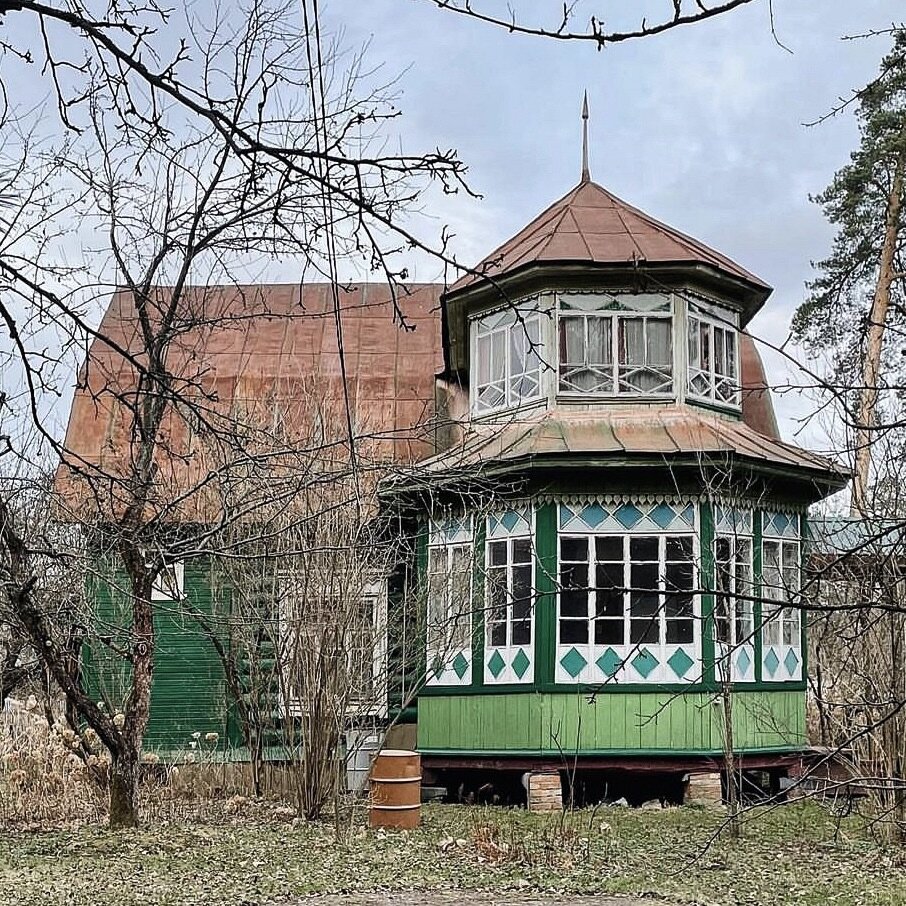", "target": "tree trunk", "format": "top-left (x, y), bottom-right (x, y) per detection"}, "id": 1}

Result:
top-left (851, 143), bottom-right (906, 517)
top-left (109, 751), bottom-right (140, 829)
top-left (721, 685), bottom-right (741, 839)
